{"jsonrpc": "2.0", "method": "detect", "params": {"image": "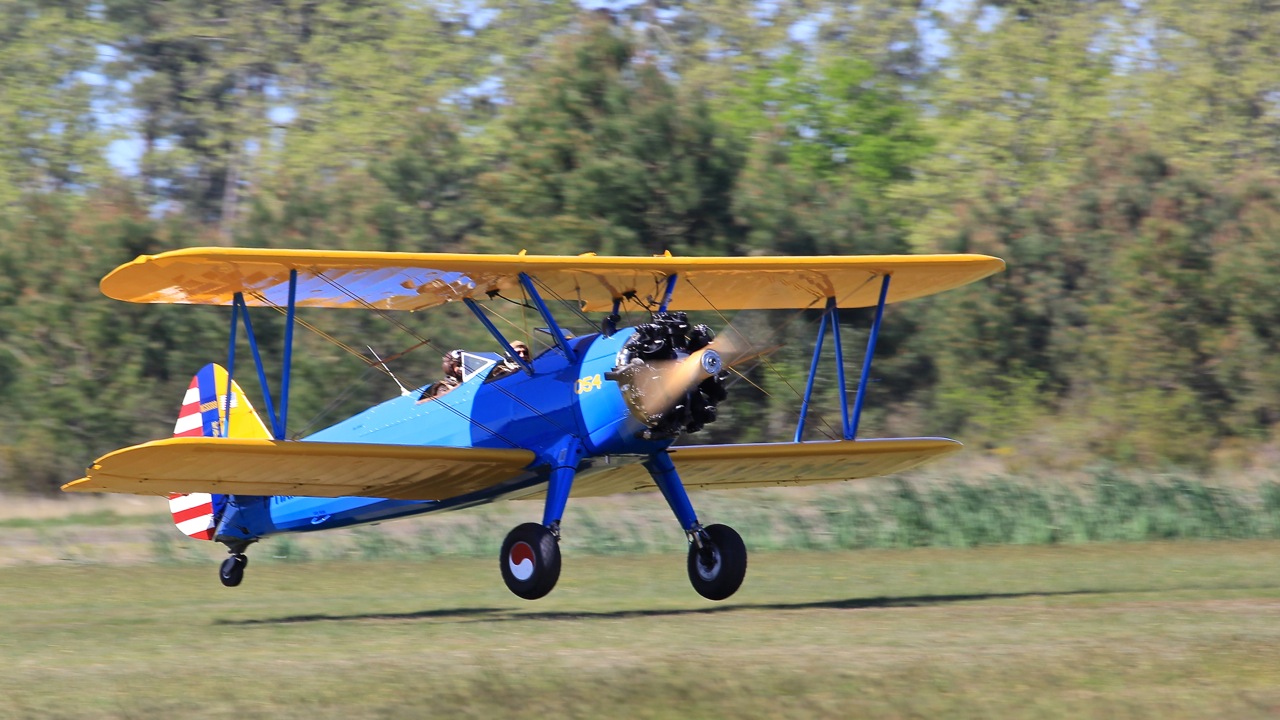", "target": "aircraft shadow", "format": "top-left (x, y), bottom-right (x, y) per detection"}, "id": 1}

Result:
top-left (215, 607), bottom-right (508, 626)
top-left (213, 588), bottom-right (1121, 627)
